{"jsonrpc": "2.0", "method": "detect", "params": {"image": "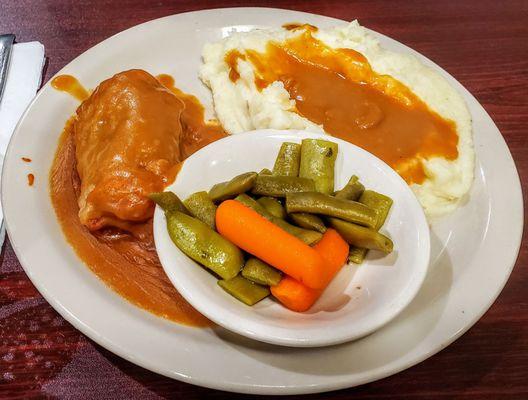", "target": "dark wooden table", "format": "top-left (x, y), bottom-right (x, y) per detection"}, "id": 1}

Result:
top-left (1, 1), bottom-right (527, 398)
